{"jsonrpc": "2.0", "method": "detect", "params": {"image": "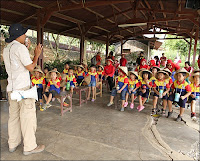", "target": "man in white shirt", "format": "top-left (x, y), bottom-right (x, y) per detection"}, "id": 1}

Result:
top-left (3, 24), bottom-right (44, 155)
